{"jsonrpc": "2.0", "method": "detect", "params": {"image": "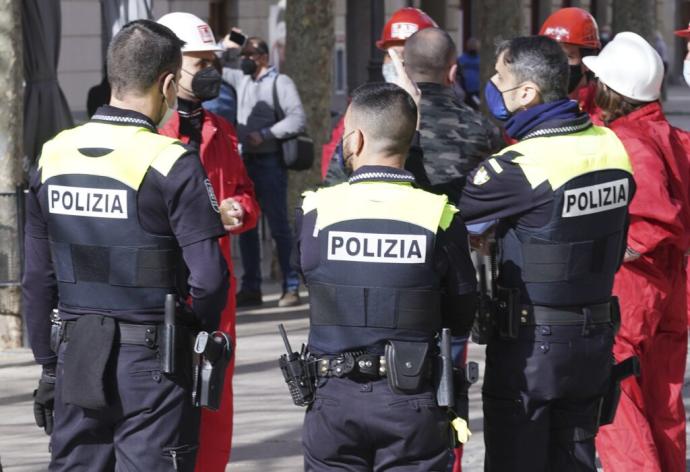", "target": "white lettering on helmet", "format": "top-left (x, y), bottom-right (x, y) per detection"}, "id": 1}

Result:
top-left (391, 22), bottom-right (419, 40)
top-left (327, 231), bottom-right (427, 264)
top-left (562, 178), bottom-right (629, 218)
top-left (544, 26), bottom-right (570, 42)
top-left (48, 185), bottom-right (127, 219)
top-left (197, 24), bottom-right (214, 44)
